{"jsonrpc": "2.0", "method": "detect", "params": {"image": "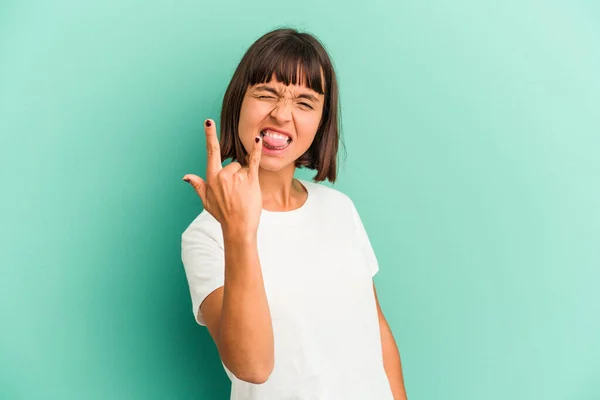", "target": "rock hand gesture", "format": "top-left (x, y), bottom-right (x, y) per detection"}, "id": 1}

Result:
top-left (183, 119), bottom-right (263, 237)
